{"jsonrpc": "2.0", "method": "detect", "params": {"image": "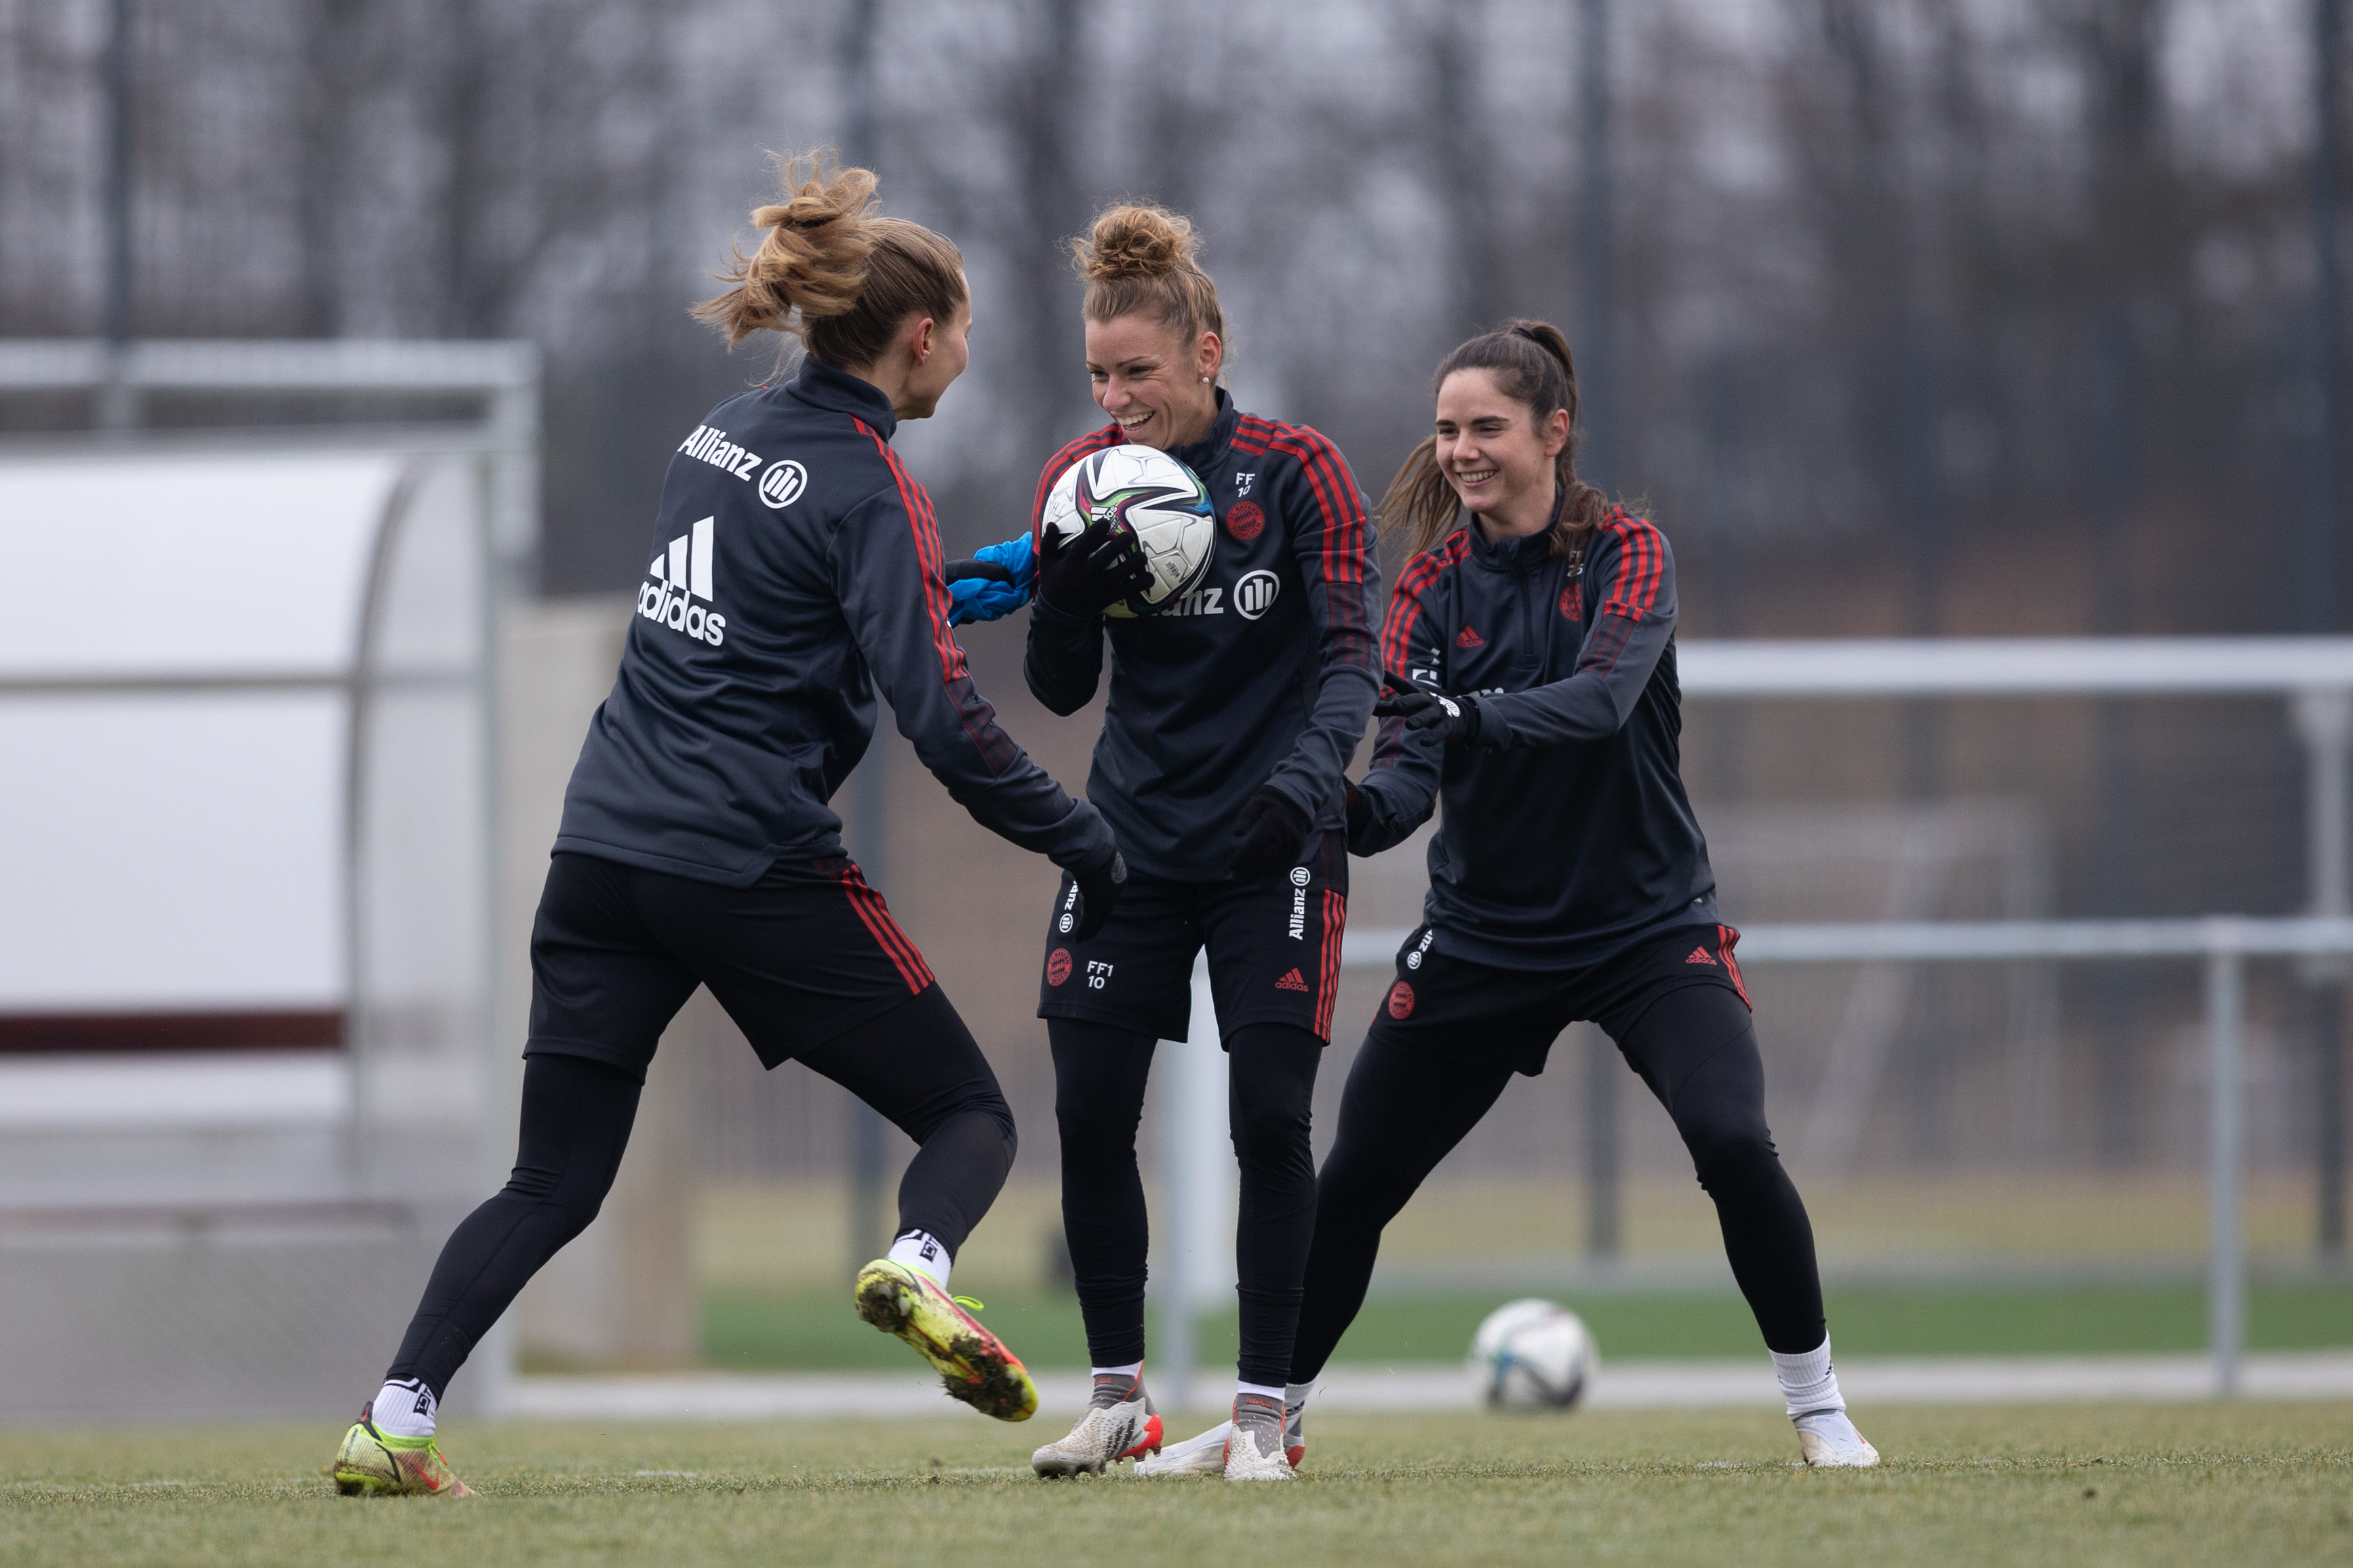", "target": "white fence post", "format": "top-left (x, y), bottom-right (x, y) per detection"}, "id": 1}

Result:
top-left (2204, 928), bottom-right (2247, 1398)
